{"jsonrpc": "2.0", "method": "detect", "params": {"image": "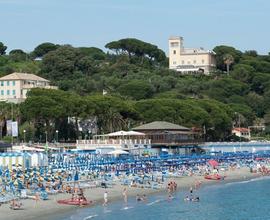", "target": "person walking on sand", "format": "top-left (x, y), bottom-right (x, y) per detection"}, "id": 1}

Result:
top-left (122, 188), bottom-right (128, 205)
top-left (35, 192), bottom-right (40, 206)
top-left (103, 191), bottom-right (108, 206)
